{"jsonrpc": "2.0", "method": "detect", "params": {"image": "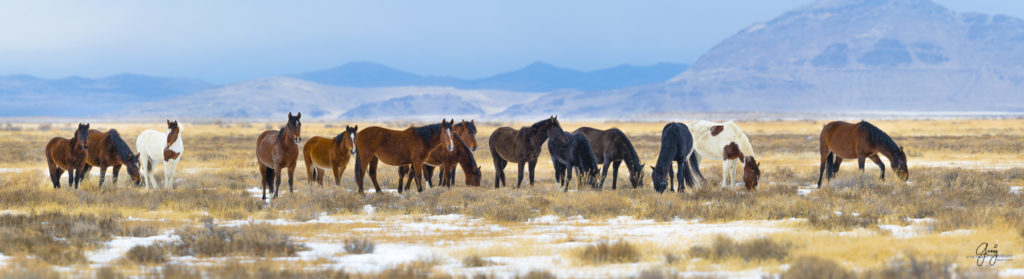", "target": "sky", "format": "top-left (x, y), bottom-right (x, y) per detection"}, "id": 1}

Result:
top-left (0, 0), bottom-right (1022, 83)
